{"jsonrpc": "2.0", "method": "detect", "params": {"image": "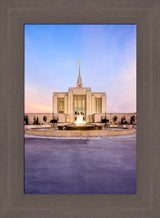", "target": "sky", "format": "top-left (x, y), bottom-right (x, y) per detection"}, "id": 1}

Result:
top-left (25, 24), bottom-right (136, 113)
